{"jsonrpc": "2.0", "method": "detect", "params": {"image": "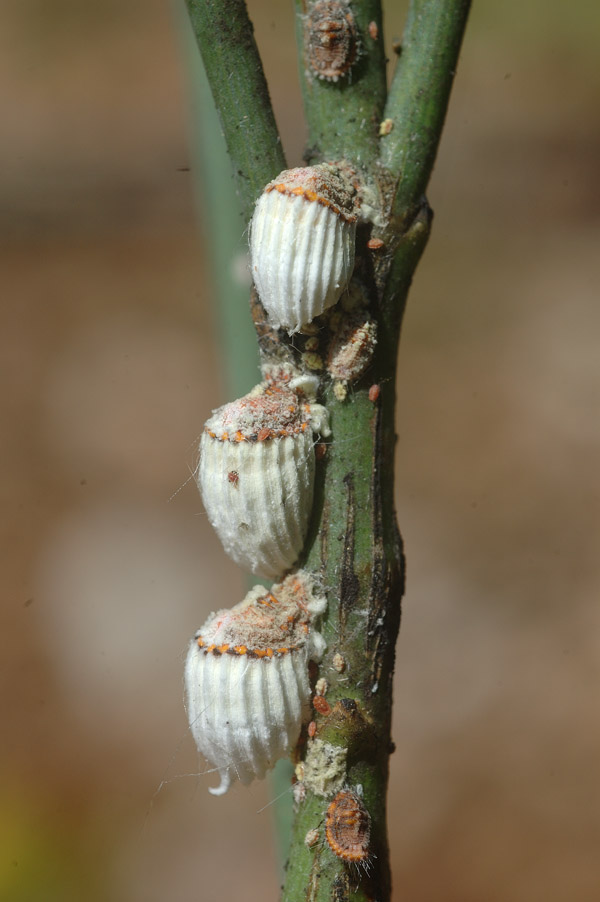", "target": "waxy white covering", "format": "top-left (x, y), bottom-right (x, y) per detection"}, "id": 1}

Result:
top-left (185, 573), bottom-right (327, 795)
top-left (199, 429), bottom-right (314, 579)
top-left (250, 164), bottom-right (357, 332)
top-left (197, 375), bottom-right (329, 579)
